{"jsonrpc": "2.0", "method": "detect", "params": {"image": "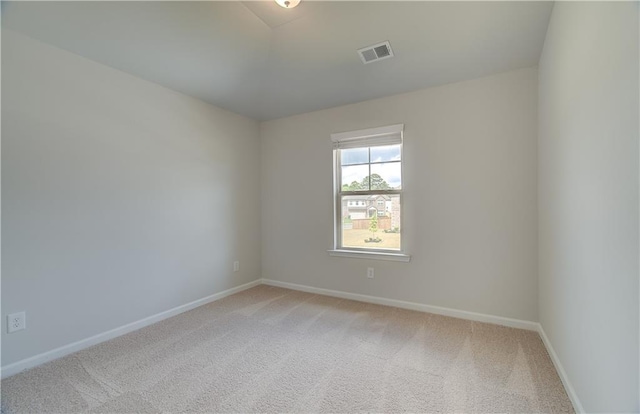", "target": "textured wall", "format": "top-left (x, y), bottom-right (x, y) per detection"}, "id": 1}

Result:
top-left (261, 67), bottom-right (539, 322)
top-left (2, 30), bottom-right (262, 366)
top-left (538, 2), bottom-right (639, 411)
